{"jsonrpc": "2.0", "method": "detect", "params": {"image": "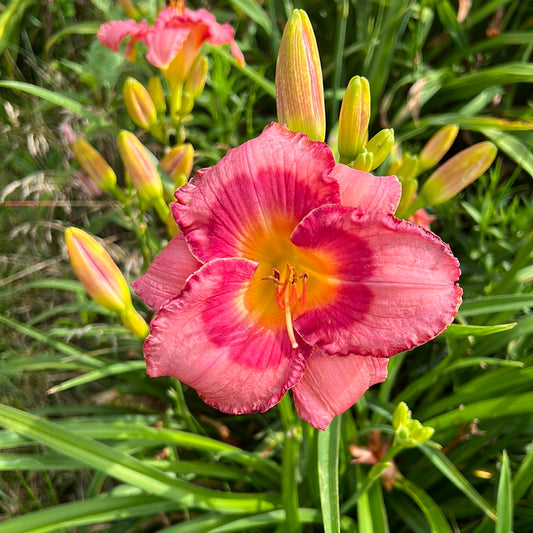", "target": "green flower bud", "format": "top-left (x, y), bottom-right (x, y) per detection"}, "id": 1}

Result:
top-left (365, 128), bottom-right (395, 170)
top-left (392, 402), bottom-right (435, 448)
top-left (352, 150), bottom-right (374, 172)
top-left (185, 54), bottom-right (208, 101)
top-left (148, 76), bottom-right (166, 114)
top-left (338, 76), bottom-right (371, 164)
